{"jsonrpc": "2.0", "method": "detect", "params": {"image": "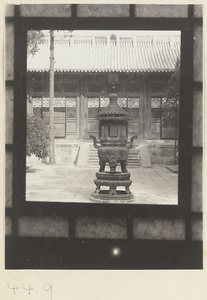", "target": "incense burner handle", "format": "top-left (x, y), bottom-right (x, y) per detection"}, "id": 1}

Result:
top-left (127, 135), bottom-right (138, 149)
top-left (90, 135), bottom-right (100, 149)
